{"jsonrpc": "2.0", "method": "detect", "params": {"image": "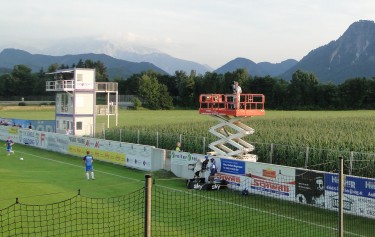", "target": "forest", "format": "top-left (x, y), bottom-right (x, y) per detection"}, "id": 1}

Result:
top-left (0, 59), bottom-right (374, 110)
